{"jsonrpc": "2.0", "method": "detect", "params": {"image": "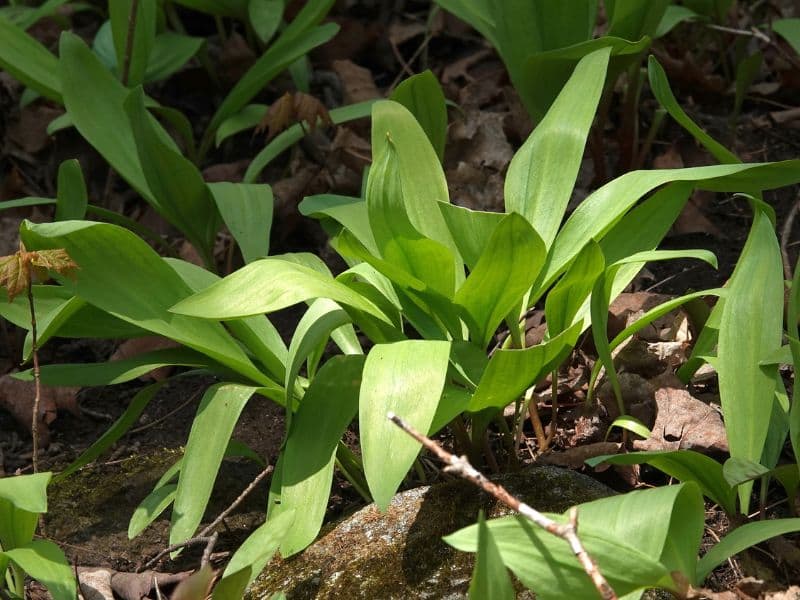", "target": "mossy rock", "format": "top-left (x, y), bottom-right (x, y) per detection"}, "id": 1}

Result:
top-left (248, 465), bottom-right (616, 599)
